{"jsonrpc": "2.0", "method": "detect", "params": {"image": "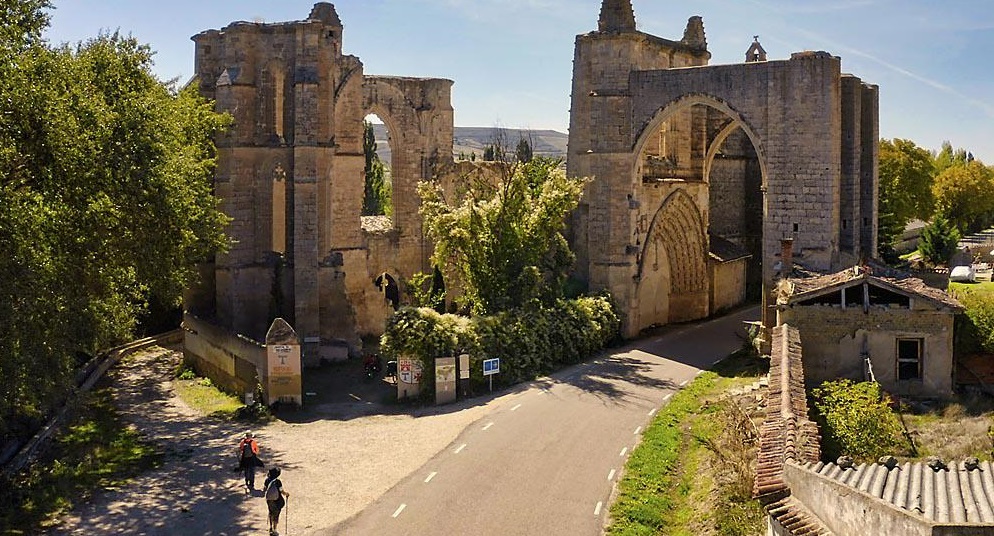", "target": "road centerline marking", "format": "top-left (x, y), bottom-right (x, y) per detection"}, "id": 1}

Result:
top-left (455, 443), bottom-right (467, 454)
top-left (392, 504), bottom-right (407, 518)
top-left (608, 469), bottom-right (616, 481)
top-left (425, 472), bottom-right (437, 483)
top-left (594, 501), bottom-right (603, 516)
top-left (511, 404), bottom-right (522, 411)
top-left (483, 422), bottom-right (494, 431)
